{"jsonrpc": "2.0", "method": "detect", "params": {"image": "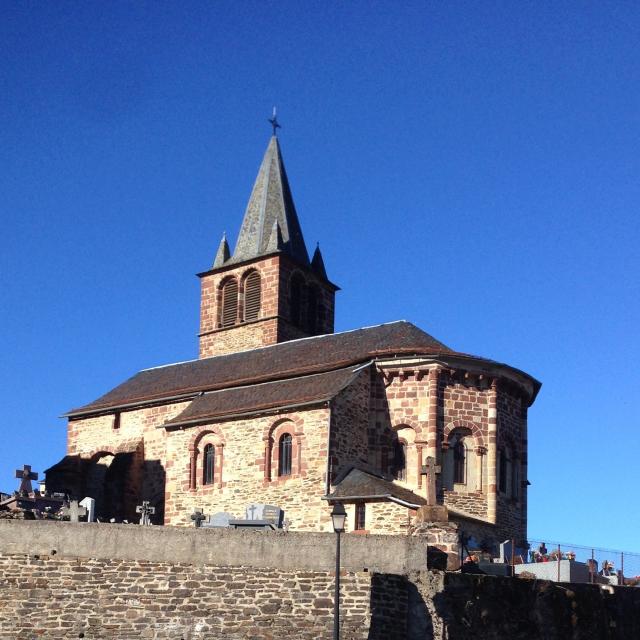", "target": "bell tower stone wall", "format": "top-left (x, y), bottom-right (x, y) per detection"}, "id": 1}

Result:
top-left (198, 253), bottom-right (336, 359)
